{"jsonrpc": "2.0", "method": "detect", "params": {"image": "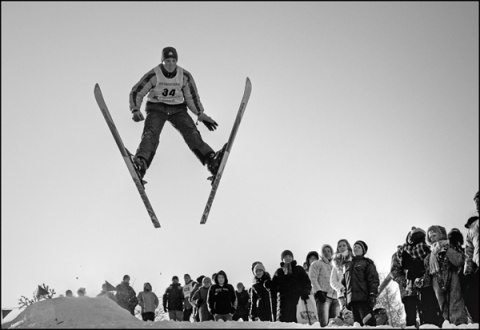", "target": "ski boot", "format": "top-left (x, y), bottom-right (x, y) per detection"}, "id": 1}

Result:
top-left (206, 143), bottom-right (227, 183)
top-left (133, 155), bottom-right (148, 184)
